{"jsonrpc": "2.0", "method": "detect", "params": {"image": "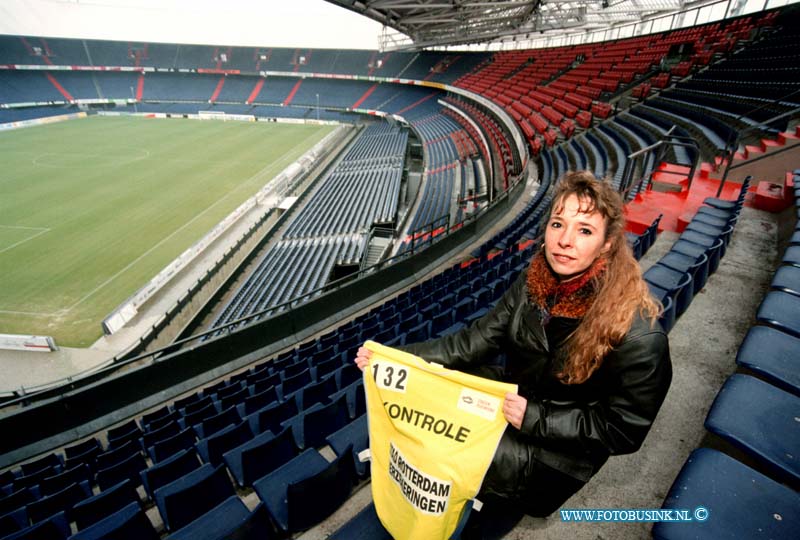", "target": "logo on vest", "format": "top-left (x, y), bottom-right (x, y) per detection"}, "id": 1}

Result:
top-left (457, 387), bottom-right (502, 420)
